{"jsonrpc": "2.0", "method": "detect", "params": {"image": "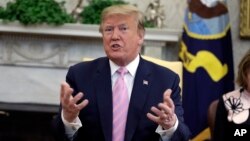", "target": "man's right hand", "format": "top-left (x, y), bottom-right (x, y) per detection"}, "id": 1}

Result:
top-left (60, 81), bottom-right (89, 122)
